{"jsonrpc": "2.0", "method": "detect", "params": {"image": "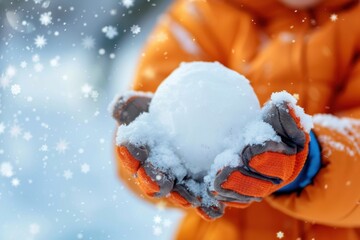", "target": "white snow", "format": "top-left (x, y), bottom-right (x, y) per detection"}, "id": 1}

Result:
top-left (313, 114), bottom-right (360, 134)
top-left (269, 91), bottom-right (313, 132)
top-left (116, 62), bottom-right (312, 204)
top-left (148, 62), bottom-right (260, 174)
